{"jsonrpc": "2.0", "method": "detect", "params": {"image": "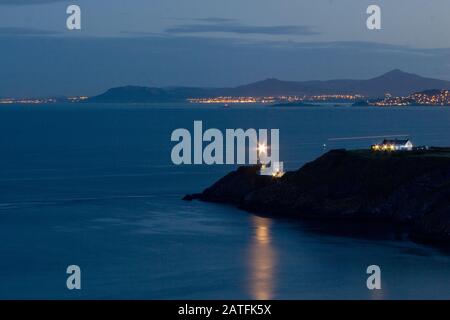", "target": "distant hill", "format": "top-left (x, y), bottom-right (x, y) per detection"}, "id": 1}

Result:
top-left (362, 70), bottom-right (450, 97)
top-left (88, 70), bottom-right (450, 103)
top-left (228, 70), bottom-right (450, 97)
top-left (414, 89), bottom-right (449, 96)
top-left (87, 86), bottom-right (215, 103)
